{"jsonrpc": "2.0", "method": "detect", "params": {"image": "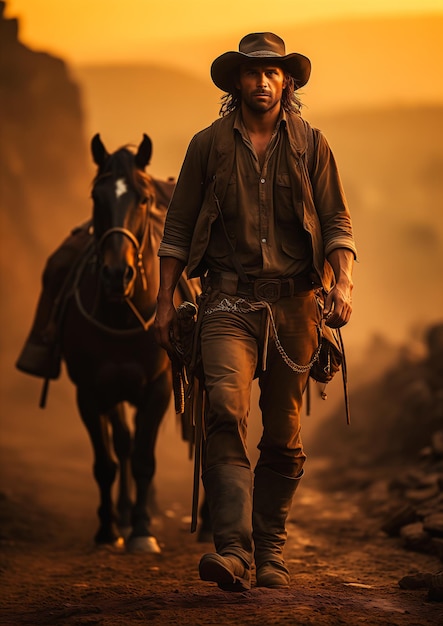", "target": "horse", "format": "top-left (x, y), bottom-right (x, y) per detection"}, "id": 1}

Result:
top-left (59, 133), bottom-right (199, 552)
